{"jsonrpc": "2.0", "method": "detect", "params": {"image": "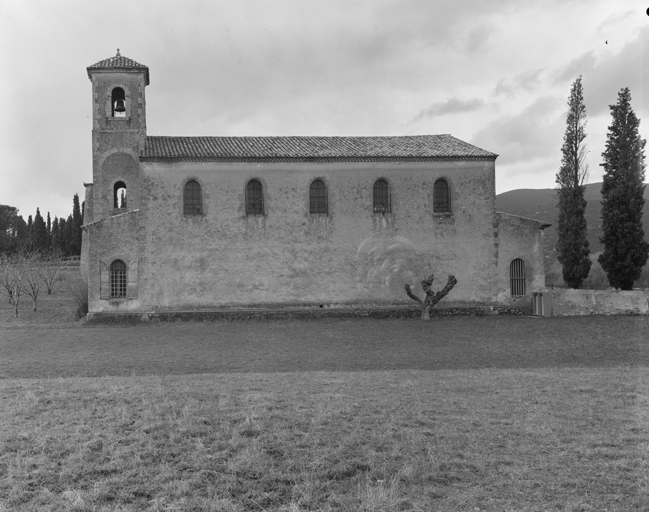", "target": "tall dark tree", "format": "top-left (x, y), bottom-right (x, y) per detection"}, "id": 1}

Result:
top-left (32, 208), bottom-right (48, 252)
top-left (556, 76), bottom-right (591, 288)
top-left (0, 205), bottom-right (27, 254)
top-left (57, 217), bottom-right (68, 255)
top-left (51, 216), bottom-right (60, 254)
top-left (70, 194), bottom-right (83, 256)
top-left (26, 215), bottom-right (33, 250)
top-left (46, 212), bottom-right (52, 251)
top-left (598, 88), bottom-right (649, 290)
top-left (64, 215), bottom-right (73, 256)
